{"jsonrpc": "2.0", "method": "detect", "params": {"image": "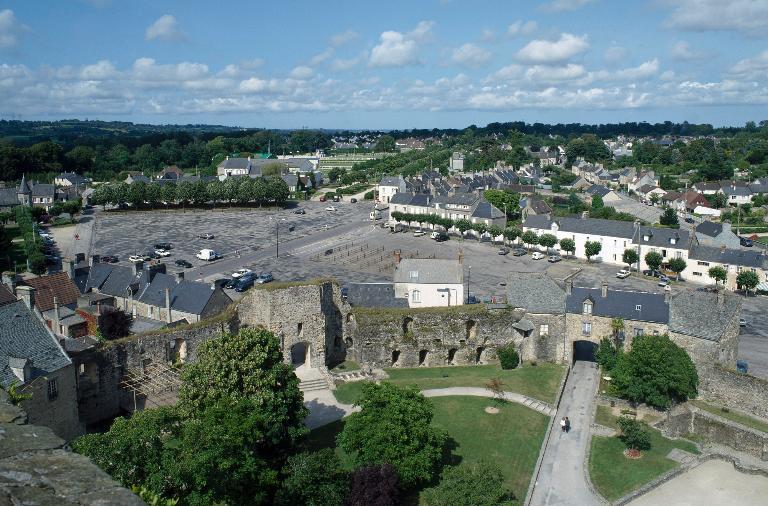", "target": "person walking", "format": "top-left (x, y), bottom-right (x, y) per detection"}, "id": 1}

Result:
top-left (560, 417), bottom-right (566, 432)
top-left (565, 417), bottom-right (571, 433)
